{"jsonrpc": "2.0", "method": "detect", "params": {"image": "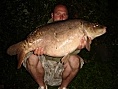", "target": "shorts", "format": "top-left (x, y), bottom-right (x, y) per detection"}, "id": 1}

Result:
top-left (23, 52), bottom-right (84, 86)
